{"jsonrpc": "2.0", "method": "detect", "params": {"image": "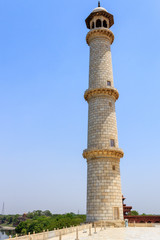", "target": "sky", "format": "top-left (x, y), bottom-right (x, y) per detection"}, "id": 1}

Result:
top-left (0, 0), bottom-right (160, 215)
